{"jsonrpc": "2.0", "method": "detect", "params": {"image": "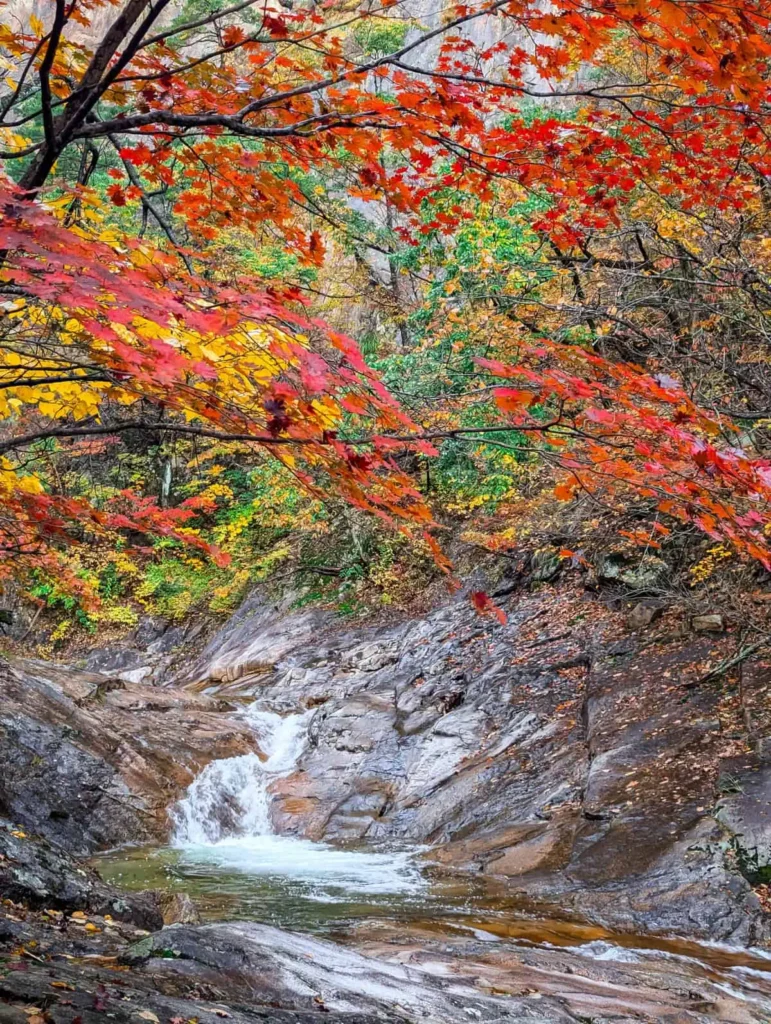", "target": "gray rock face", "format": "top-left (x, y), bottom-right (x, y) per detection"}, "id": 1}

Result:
top-left (4, 583), bottom-right (771, 947)
top-left (0, 656), bottom-right (258, 853)
top-left (173, 589), bottom-right (771, 944)
top-left (717, 766), bottom-right (771, 874)
top-left (138, 922), bottom-right (570, 1022)
top-left (0, 709), bottom-right (143, 854)
top-left (4, 905), bottom-right (767, 1024)
top-left (0, 824), bottom-right (766, 1024)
